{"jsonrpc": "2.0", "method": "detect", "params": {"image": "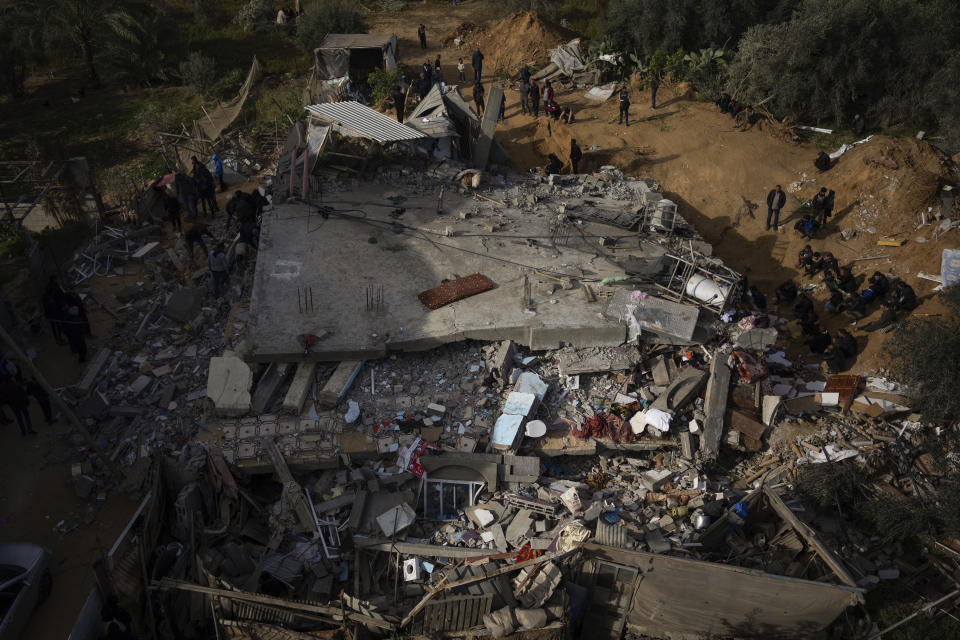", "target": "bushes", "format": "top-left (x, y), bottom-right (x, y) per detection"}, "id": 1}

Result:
top-left (296, 2), bottom-right (370, 53)
top-left (884, 285), bottom-right (960, 424)
top-left (234, 0), bottom-right (275, 33)
top-left (179, 52), bottom-right (217, 96)
top-left (367, 67), bottom-right (403, 108)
